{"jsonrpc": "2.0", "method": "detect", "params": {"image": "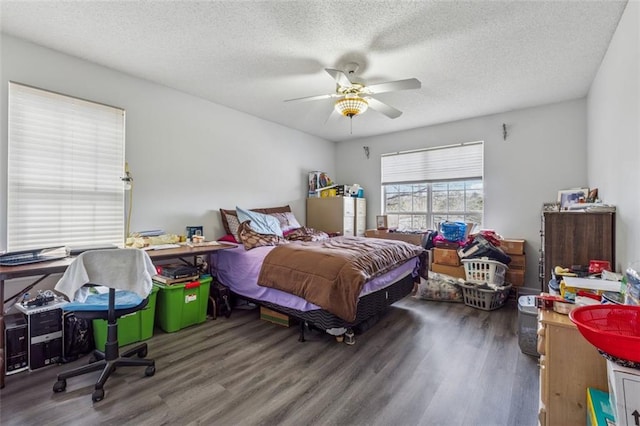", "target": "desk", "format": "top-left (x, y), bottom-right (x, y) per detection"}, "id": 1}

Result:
top-left (0, 243), bottom-right (235, 388)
